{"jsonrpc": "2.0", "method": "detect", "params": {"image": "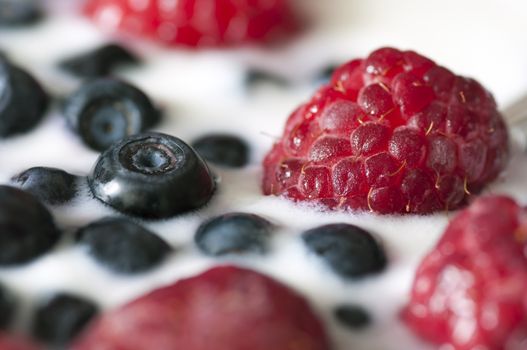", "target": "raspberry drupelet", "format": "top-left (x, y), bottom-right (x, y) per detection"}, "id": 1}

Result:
top-left (84, 0), bottom-right (299, 48)
top-left (404, 196), bottom-right (527, 349)
top-left (262, 47), bottom-right (509, 214)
